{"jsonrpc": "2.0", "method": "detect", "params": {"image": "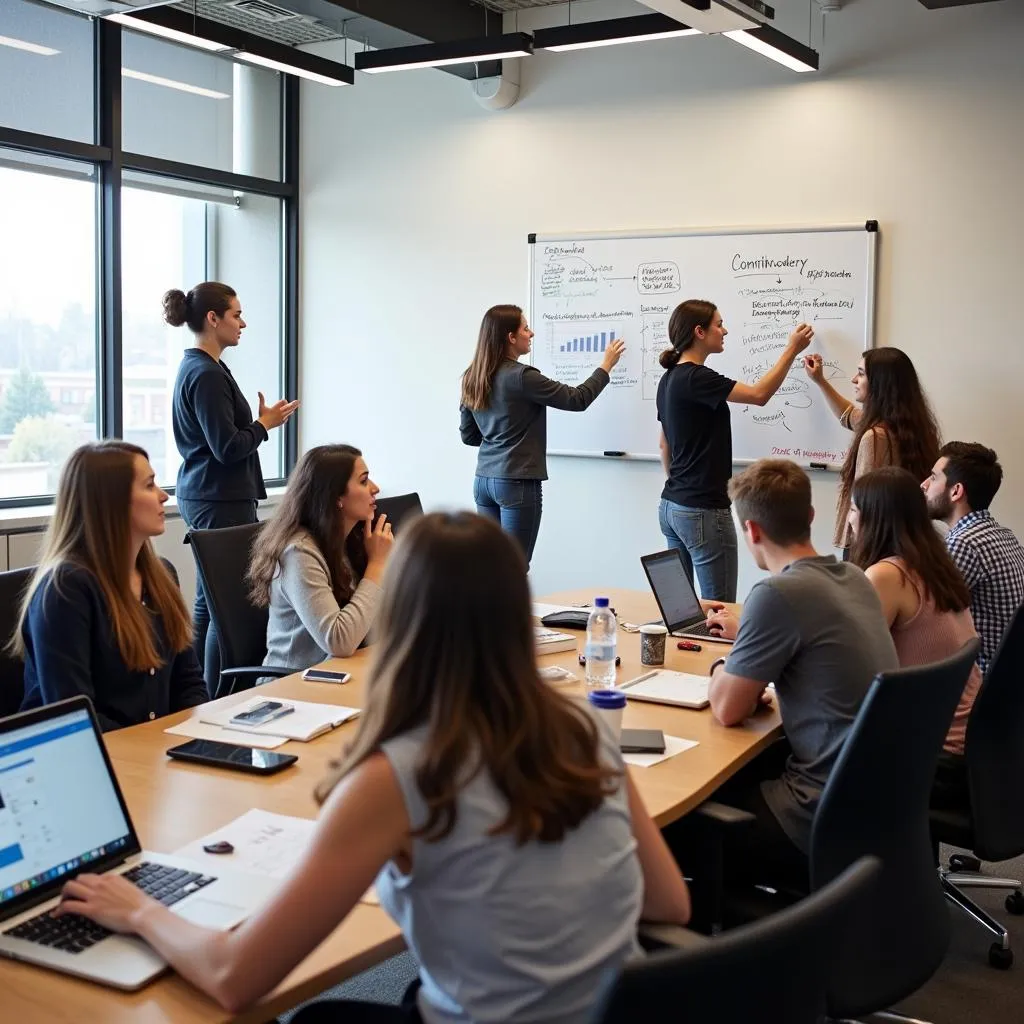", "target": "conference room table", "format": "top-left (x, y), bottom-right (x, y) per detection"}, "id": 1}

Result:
top-left (3, 588), bottom-right (781, 1024)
